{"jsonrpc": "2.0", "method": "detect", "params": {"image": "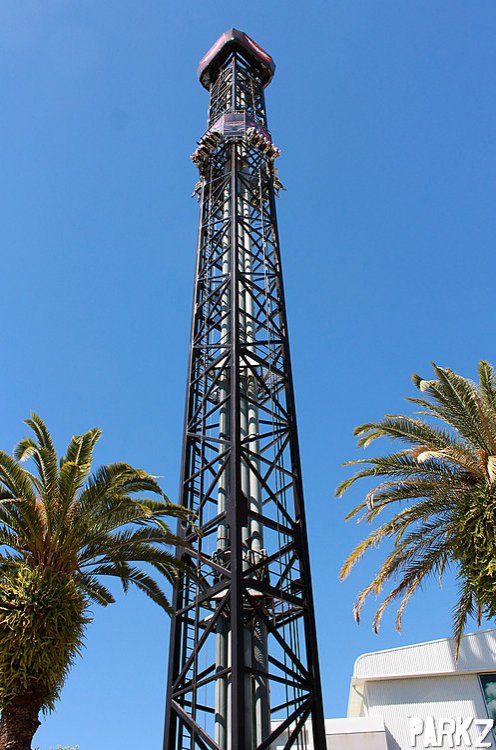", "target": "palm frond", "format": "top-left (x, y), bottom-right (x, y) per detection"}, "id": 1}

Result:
top-left (76, 574), bottom-right (115, 607)
top-left (0, 452), bottom-right (36, 503)
top-left (60, 428), bottom-right (102, 470)
top-left (354, 415), bottom-right (458, 451)
top-left (339, 361), bottom-right (496, 645)
top-left (423, 365), bottom-right (489, 450)
top-left (452, 582), bottom-right (476, 661)
top-left (478, 361), bottom-right (496, 416)
top-left (24, 414), bottom-right (60, 500)
top-left (90, 563), bottom-right (173, 613)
